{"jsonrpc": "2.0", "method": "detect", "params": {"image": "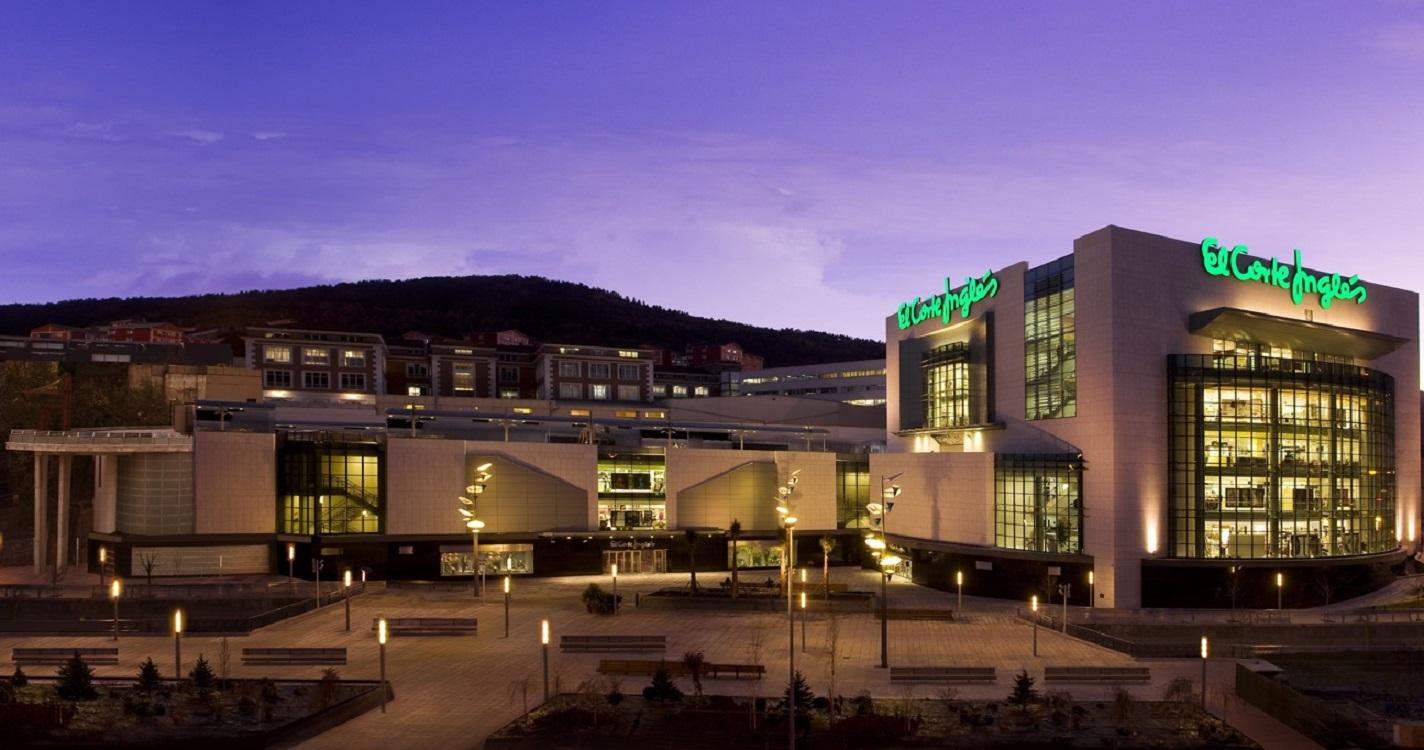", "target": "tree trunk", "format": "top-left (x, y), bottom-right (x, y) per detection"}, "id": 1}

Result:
top-left (823, 552), bottom-right (830, 600)
top-left (731, 540), bottom-right (739, 599)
